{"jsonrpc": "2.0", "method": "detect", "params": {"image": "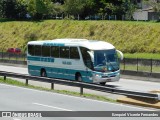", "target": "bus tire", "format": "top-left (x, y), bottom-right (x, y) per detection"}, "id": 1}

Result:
top-left (100, 82), bottom-right (106, 86)
top-left (41, 69), bottom-right (47, 77)
top-left (75, 73), bottom-right (82, 82)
